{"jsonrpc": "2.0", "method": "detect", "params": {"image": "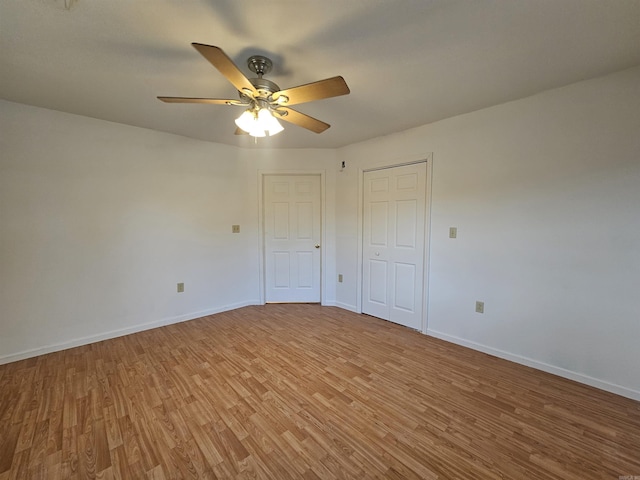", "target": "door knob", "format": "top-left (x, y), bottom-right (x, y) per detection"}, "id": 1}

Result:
top-left (315, 244), bottom-right (321, 249)
top-left (375, 252), bottom-right (380, 256)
